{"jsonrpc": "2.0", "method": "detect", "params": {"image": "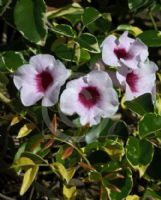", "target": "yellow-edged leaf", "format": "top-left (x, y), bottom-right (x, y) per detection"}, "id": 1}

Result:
top-left (17, 123), bottom-right (35, 138)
